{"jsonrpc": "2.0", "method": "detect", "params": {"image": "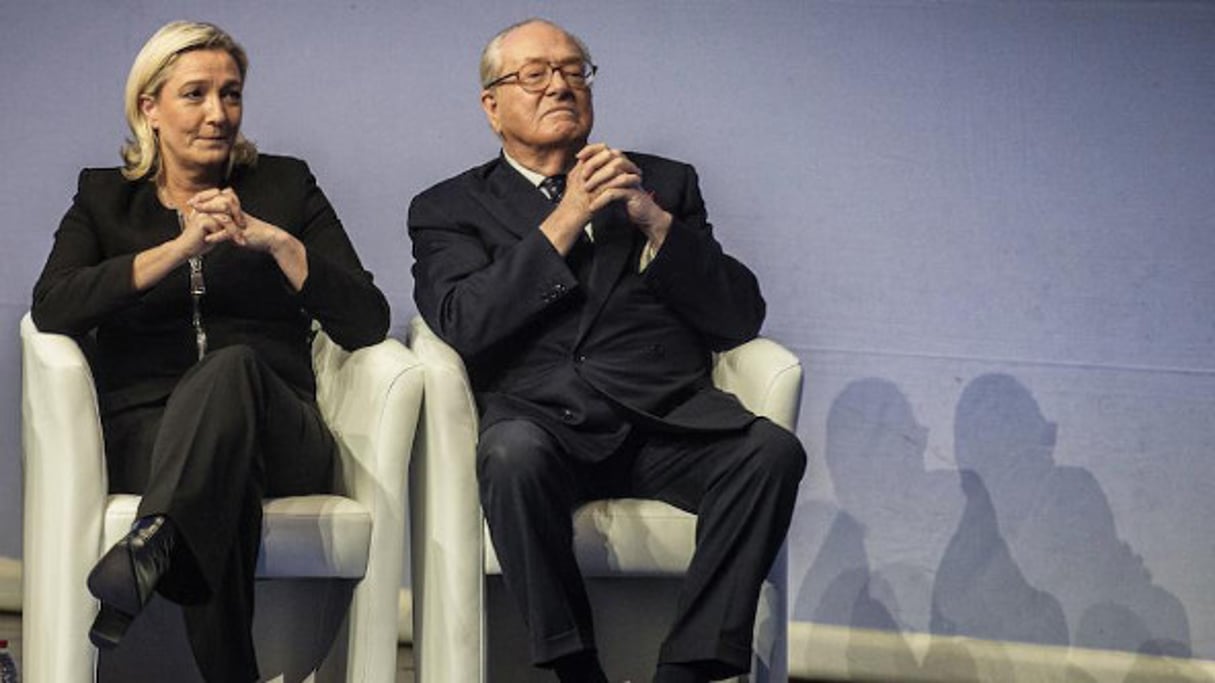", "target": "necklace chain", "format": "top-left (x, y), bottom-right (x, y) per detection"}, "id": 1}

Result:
top-left (176, 210), bottom-right (207, 361)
